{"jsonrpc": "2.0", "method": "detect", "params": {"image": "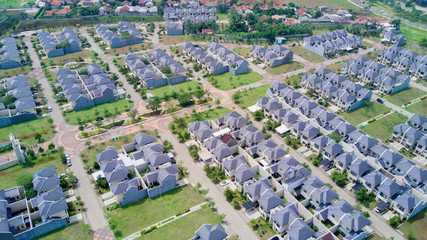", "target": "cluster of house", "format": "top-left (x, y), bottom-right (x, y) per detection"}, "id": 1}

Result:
top-left (250, 45), bottom-right (293, 68)
top-left (125, 49), bottom-right (187, 90)
top-left (301, 67), bottom-right (372, 111)
top-left (187, 111), bottom-right (373, 239)
top-left (301, 7), bottom-right (352, 25)
top-left (381, 30), bottom-right (406, 46)
top-left (393, 114), bottom-right (427, 158)
top-left (114, 0), bottom-right (158, 15)
top-left (0, 76), bottom-right (37, 128)
top-left (0, 166), bottom-right (69, 240)
top-left (261, 80), bottom-right (427, 222)
top-left (93, 133), bottom-right (180, 206)
top-left (54, 64), bottom-right (125, 110)
top-left (37, 28), bottom-right (81, 58)
top-left (303, 29), bottom-right (363, 58)
top-left (164, 7), bottom-right (217, 35)
top-left (377, 45), bottom-right (427, 80)
top-left (341, 56), bottom-right (410, 94)
top-left (95, 21), bottom-right (142, 48)
top-left (0, 37), bottom-right (21, 70)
